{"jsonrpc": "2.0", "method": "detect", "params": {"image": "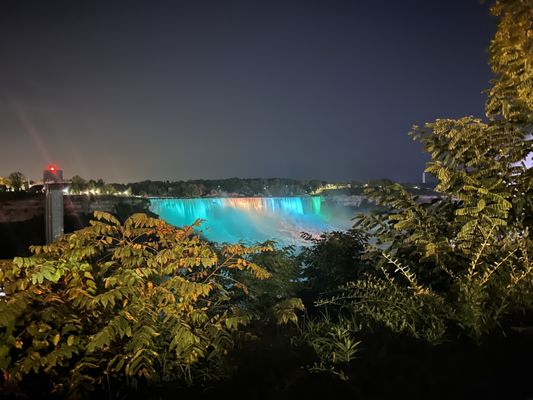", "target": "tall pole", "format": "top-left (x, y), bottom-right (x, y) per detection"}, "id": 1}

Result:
top-left (44, 165), bottom-right (64, 244)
